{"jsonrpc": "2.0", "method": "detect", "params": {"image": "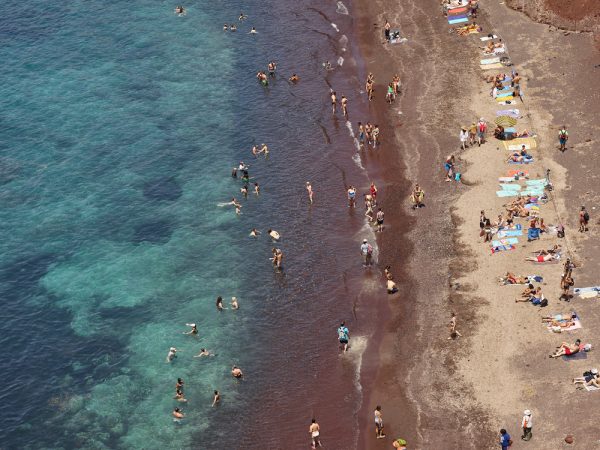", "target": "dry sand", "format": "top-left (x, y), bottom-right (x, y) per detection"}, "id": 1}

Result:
top-left (352, 0), bottom-right (600, 448)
